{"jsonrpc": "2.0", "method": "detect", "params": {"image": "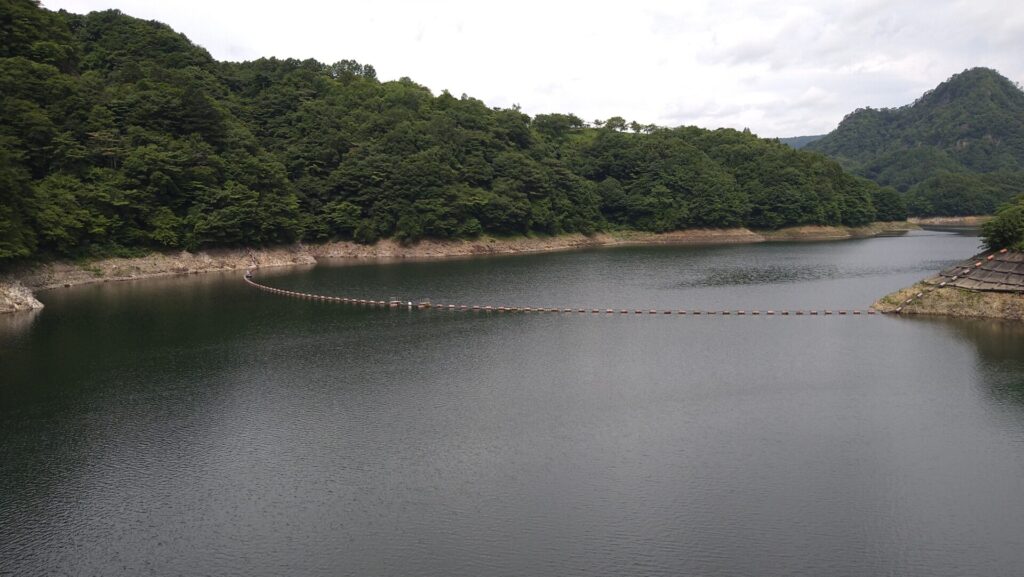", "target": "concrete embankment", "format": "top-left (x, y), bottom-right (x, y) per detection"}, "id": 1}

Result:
top-left (0, 222), bottom-right (917, 314)
top-left (873, 248), bottom-right (1024, 321)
